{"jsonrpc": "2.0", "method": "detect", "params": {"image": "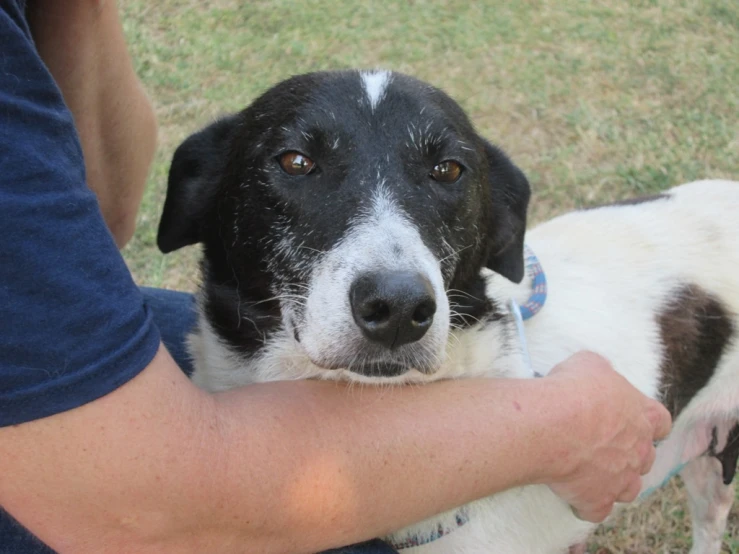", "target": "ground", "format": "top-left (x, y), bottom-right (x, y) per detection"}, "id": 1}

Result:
top-left (120, 1), bottom-right (739, 551)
